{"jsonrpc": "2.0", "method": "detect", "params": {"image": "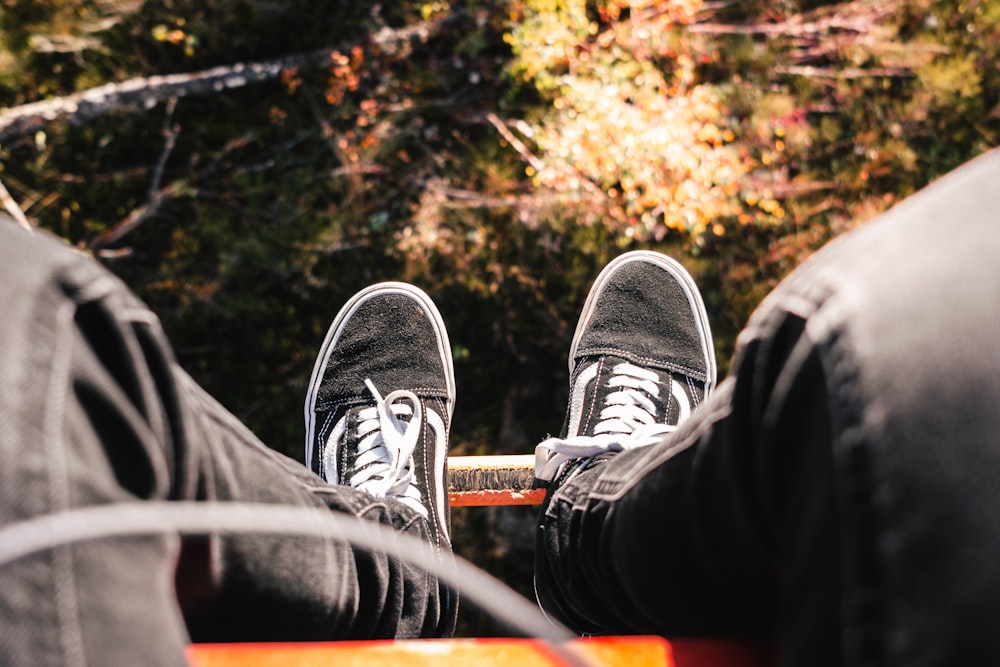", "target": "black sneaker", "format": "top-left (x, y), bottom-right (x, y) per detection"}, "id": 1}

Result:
top-left (304, 282), bottom-right (455, 551)
top-left (535, 250), bottom-right (716, 485)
